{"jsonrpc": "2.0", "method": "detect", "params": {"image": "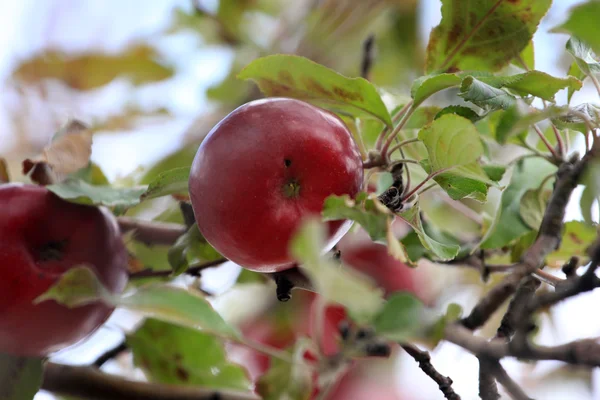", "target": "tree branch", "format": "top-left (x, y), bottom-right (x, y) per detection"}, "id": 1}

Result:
top-left (118, 217), bottom-right (186, 246)
top-left (42, 362), bottom-right (260, 400)
top-left (485, 359), bottom-right (531, 400)
top-left (460, 155), bottom-right (588, 331)
top-left (401, 344), bottom-right (461, 400)
top-left (92, 340), bottom-right (128, 368)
